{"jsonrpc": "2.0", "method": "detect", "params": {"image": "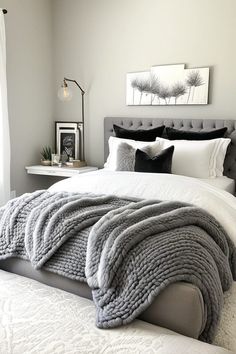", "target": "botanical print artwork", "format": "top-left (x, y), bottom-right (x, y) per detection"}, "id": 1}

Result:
top-left (126, 64), bottom-right (209, 105)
